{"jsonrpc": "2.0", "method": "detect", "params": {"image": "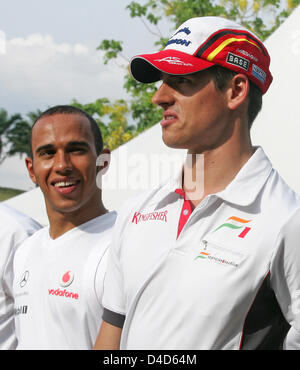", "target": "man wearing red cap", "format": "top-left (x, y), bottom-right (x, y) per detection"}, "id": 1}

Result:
top-left (94, 16), bottom-right (300, 350)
